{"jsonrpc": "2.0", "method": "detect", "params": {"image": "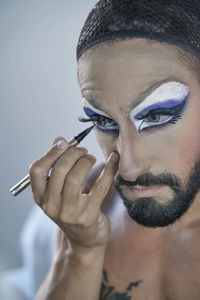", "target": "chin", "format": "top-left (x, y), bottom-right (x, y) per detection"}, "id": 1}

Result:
top-left (124, 196), bottom-right (184, 227)
top-left (116, 188), bottom-right (195, 228)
